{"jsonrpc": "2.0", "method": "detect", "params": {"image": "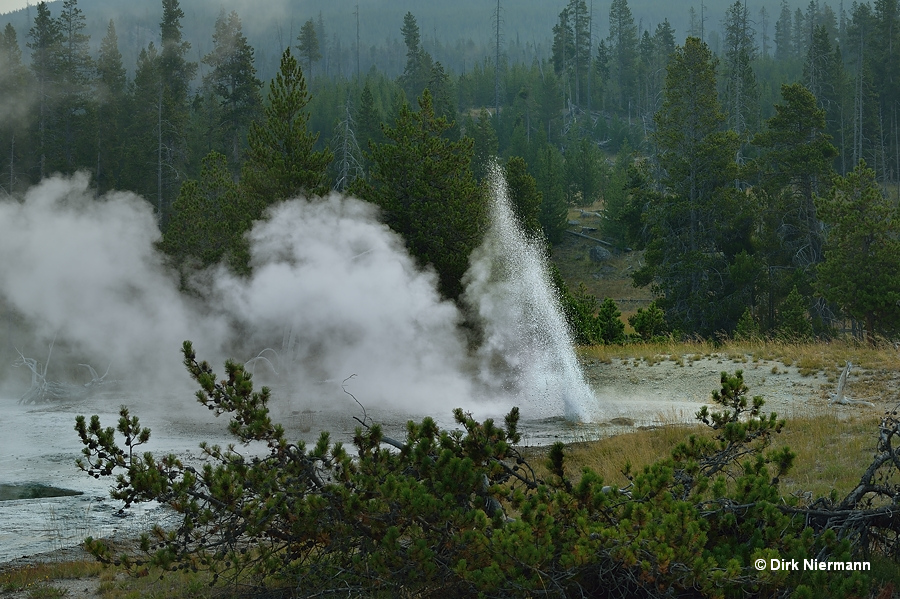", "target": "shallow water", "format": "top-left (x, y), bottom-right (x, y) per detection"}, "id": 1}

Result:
top-left (0, 380), bottom-right (708, 564)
